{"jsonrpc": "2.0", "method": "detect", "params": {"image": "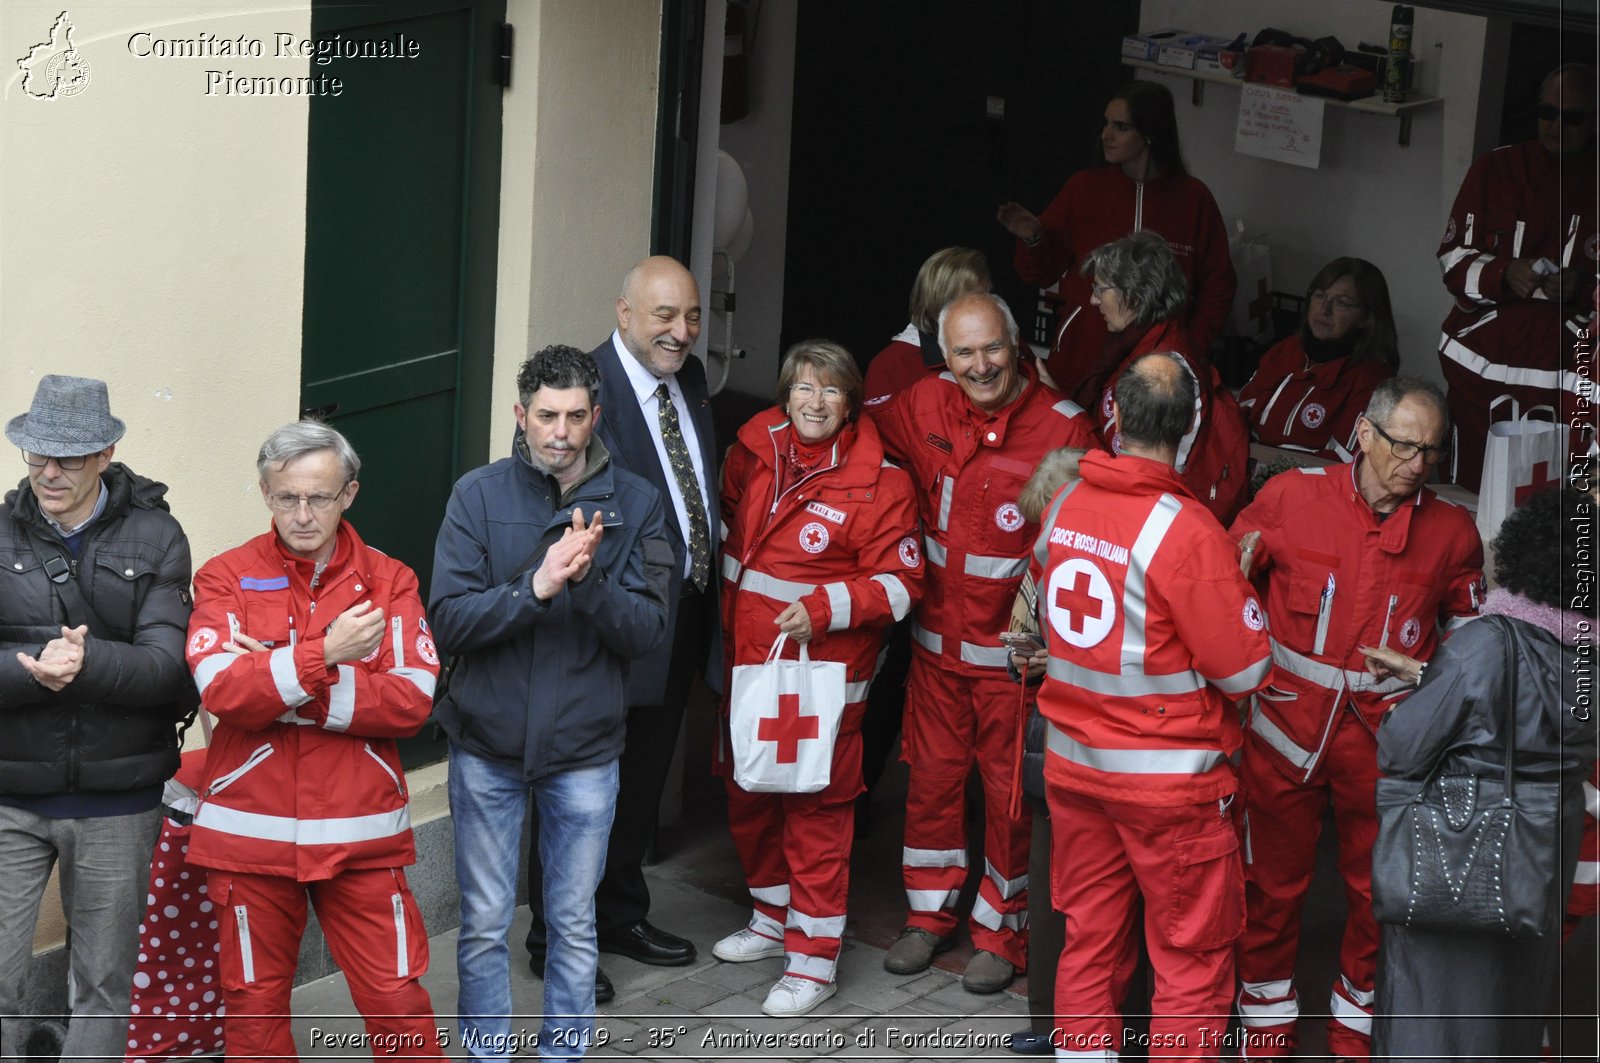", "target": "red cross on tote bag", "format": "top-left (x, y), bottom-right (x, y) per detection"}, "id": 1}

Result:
top-left (729, 633), bottom-right (846, 793)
